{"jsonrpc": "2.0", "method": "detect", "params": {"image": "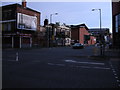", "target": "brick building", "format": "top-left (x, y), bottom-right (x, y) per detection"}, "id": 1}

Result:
top-left (112, 0), bottom-right (120, 49)
top-left (1, 0), bottom-right (41, 48)
top-left (71, 24), bottom-right (96, 45)
top-left (88, 28), bottom-right (110, 43)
